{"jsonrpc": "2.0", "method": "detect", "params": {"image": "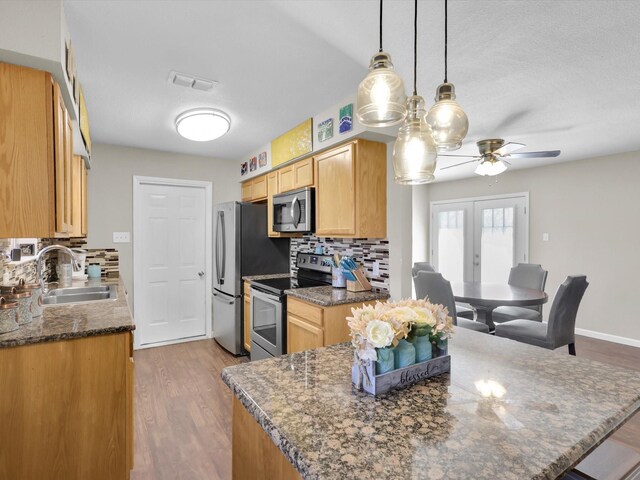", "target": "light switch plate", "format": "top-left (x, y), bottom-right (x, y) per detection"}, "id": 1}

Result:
top-left (542, 233), bottom-right (550, 242)
top-left (113, 232), bottom-right (130, 243)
